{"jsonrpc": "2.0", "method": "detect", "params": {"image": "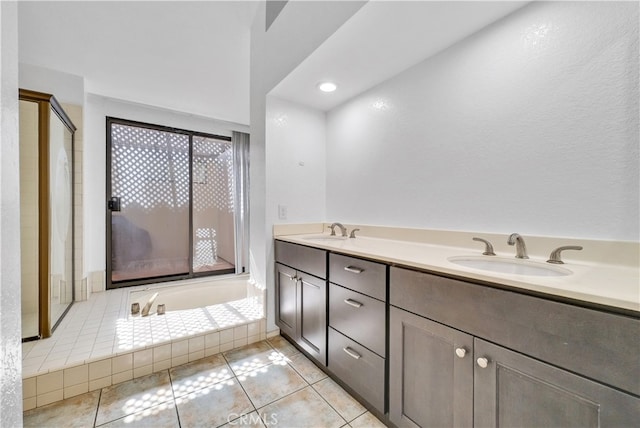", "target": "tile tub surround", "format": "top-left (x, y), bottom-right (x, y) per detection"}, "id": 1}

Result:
top-left (22, 283), bottom-right (267, 411)
top-left (274, 224), bottom-right (640, 313)
top-left (23, 338), bottom-right (387, 428)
